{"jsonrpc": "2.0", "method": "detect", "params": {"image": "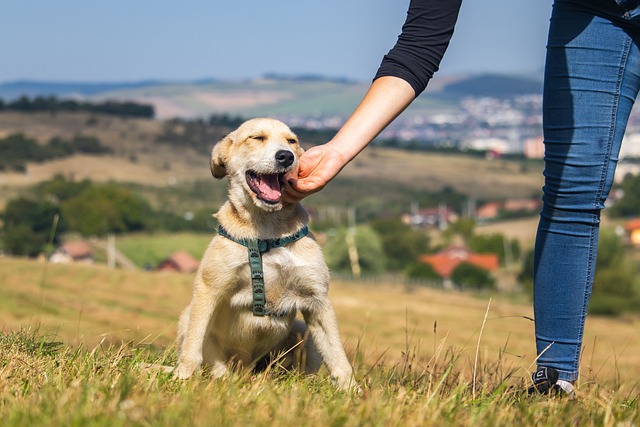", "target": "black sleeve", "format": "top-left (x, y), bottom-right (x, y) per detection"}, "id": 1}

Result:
top-left (374, 0), bottom-right (463, 97)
